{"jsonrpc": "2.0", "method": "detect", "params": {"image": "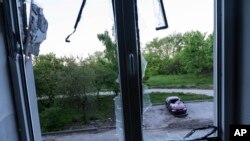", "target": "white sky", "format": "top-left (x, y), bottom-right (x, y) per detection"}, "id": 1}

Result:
top-left (36, 0), bottom-right (213, 58)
